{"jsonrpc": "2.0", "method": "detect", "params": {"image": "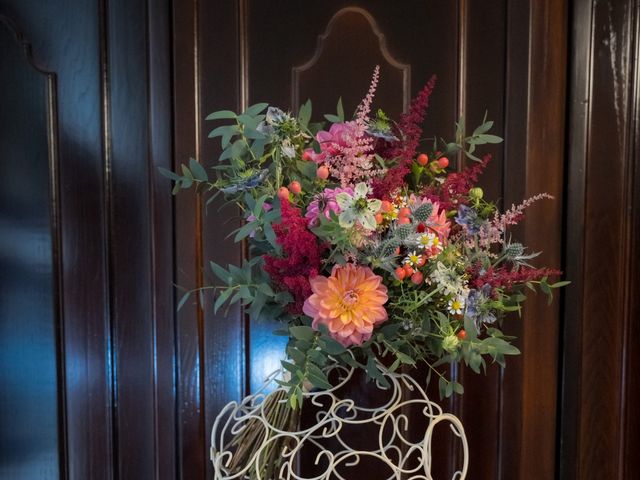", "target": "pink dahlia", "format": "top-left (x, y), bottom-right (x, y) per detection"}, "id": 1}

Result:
top-left (302, 264), bottom-right (388, 346)
top-left (305, 187), bottom-right (354, 226)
